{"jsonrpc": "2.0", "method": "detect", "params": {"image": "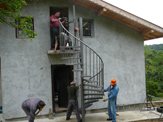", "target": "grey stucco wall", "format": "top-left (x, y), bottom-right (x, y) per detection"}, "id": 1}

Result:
top-left (0, 0), bottom-right (70, 119)
top-left (0, 58), bottom-right (2, 106)
top-left (0, 0), bottom-right (146, 119)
